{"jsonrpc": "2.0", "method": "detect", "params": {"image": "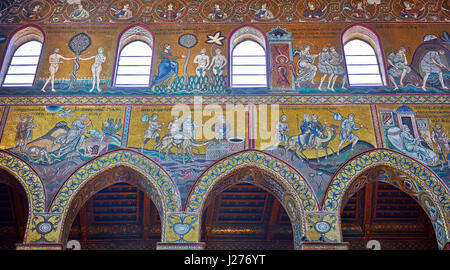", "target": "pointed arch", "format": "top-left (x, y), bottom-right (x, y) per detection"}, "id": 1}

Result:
top-left (341, 24), bottom-right (388, 87)
top-left (184, 150), bottom-right (318, 248)
top-left (0, 24), bottom-right (45, 87)
top-left (322, 148), bottom-right (450, 249)
top-left (185, 150), bottom-right (318, 213)
top-left (111, 25), bottom-right (155, 87)
top-left (49, 149), bottom-right (181, 243)
top-left (0, 150), bottom-right (45, 213)
top-left (229, 25), bottom-right (269, 88)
